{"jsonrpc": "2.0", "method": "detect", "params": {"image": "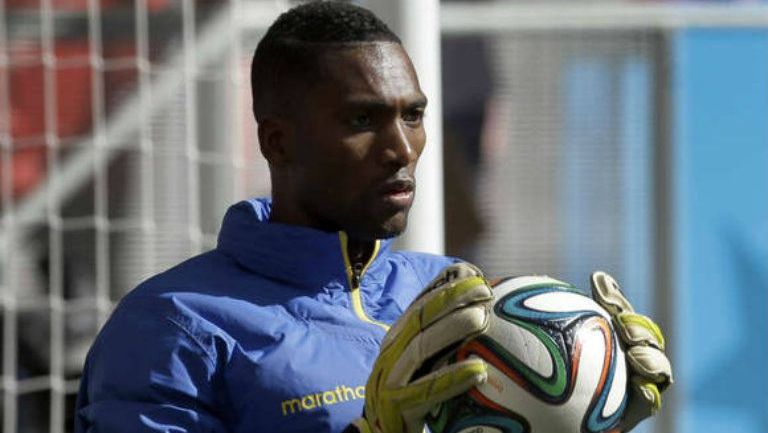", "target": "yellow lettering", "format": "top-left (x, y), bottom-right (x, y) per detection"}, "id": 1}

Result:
top-left (323, 391), bottom-right (338, 405)
top-left (301, 395), bottom-right (316, 410)
top-left (281, 399), bottom-right (301, 416)
top-left (335, 386), bottom-right (344, 402)
top-left (343, 385), bottom-right (356, 401)
top-left (282, 384), bottom-right (366, 416)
